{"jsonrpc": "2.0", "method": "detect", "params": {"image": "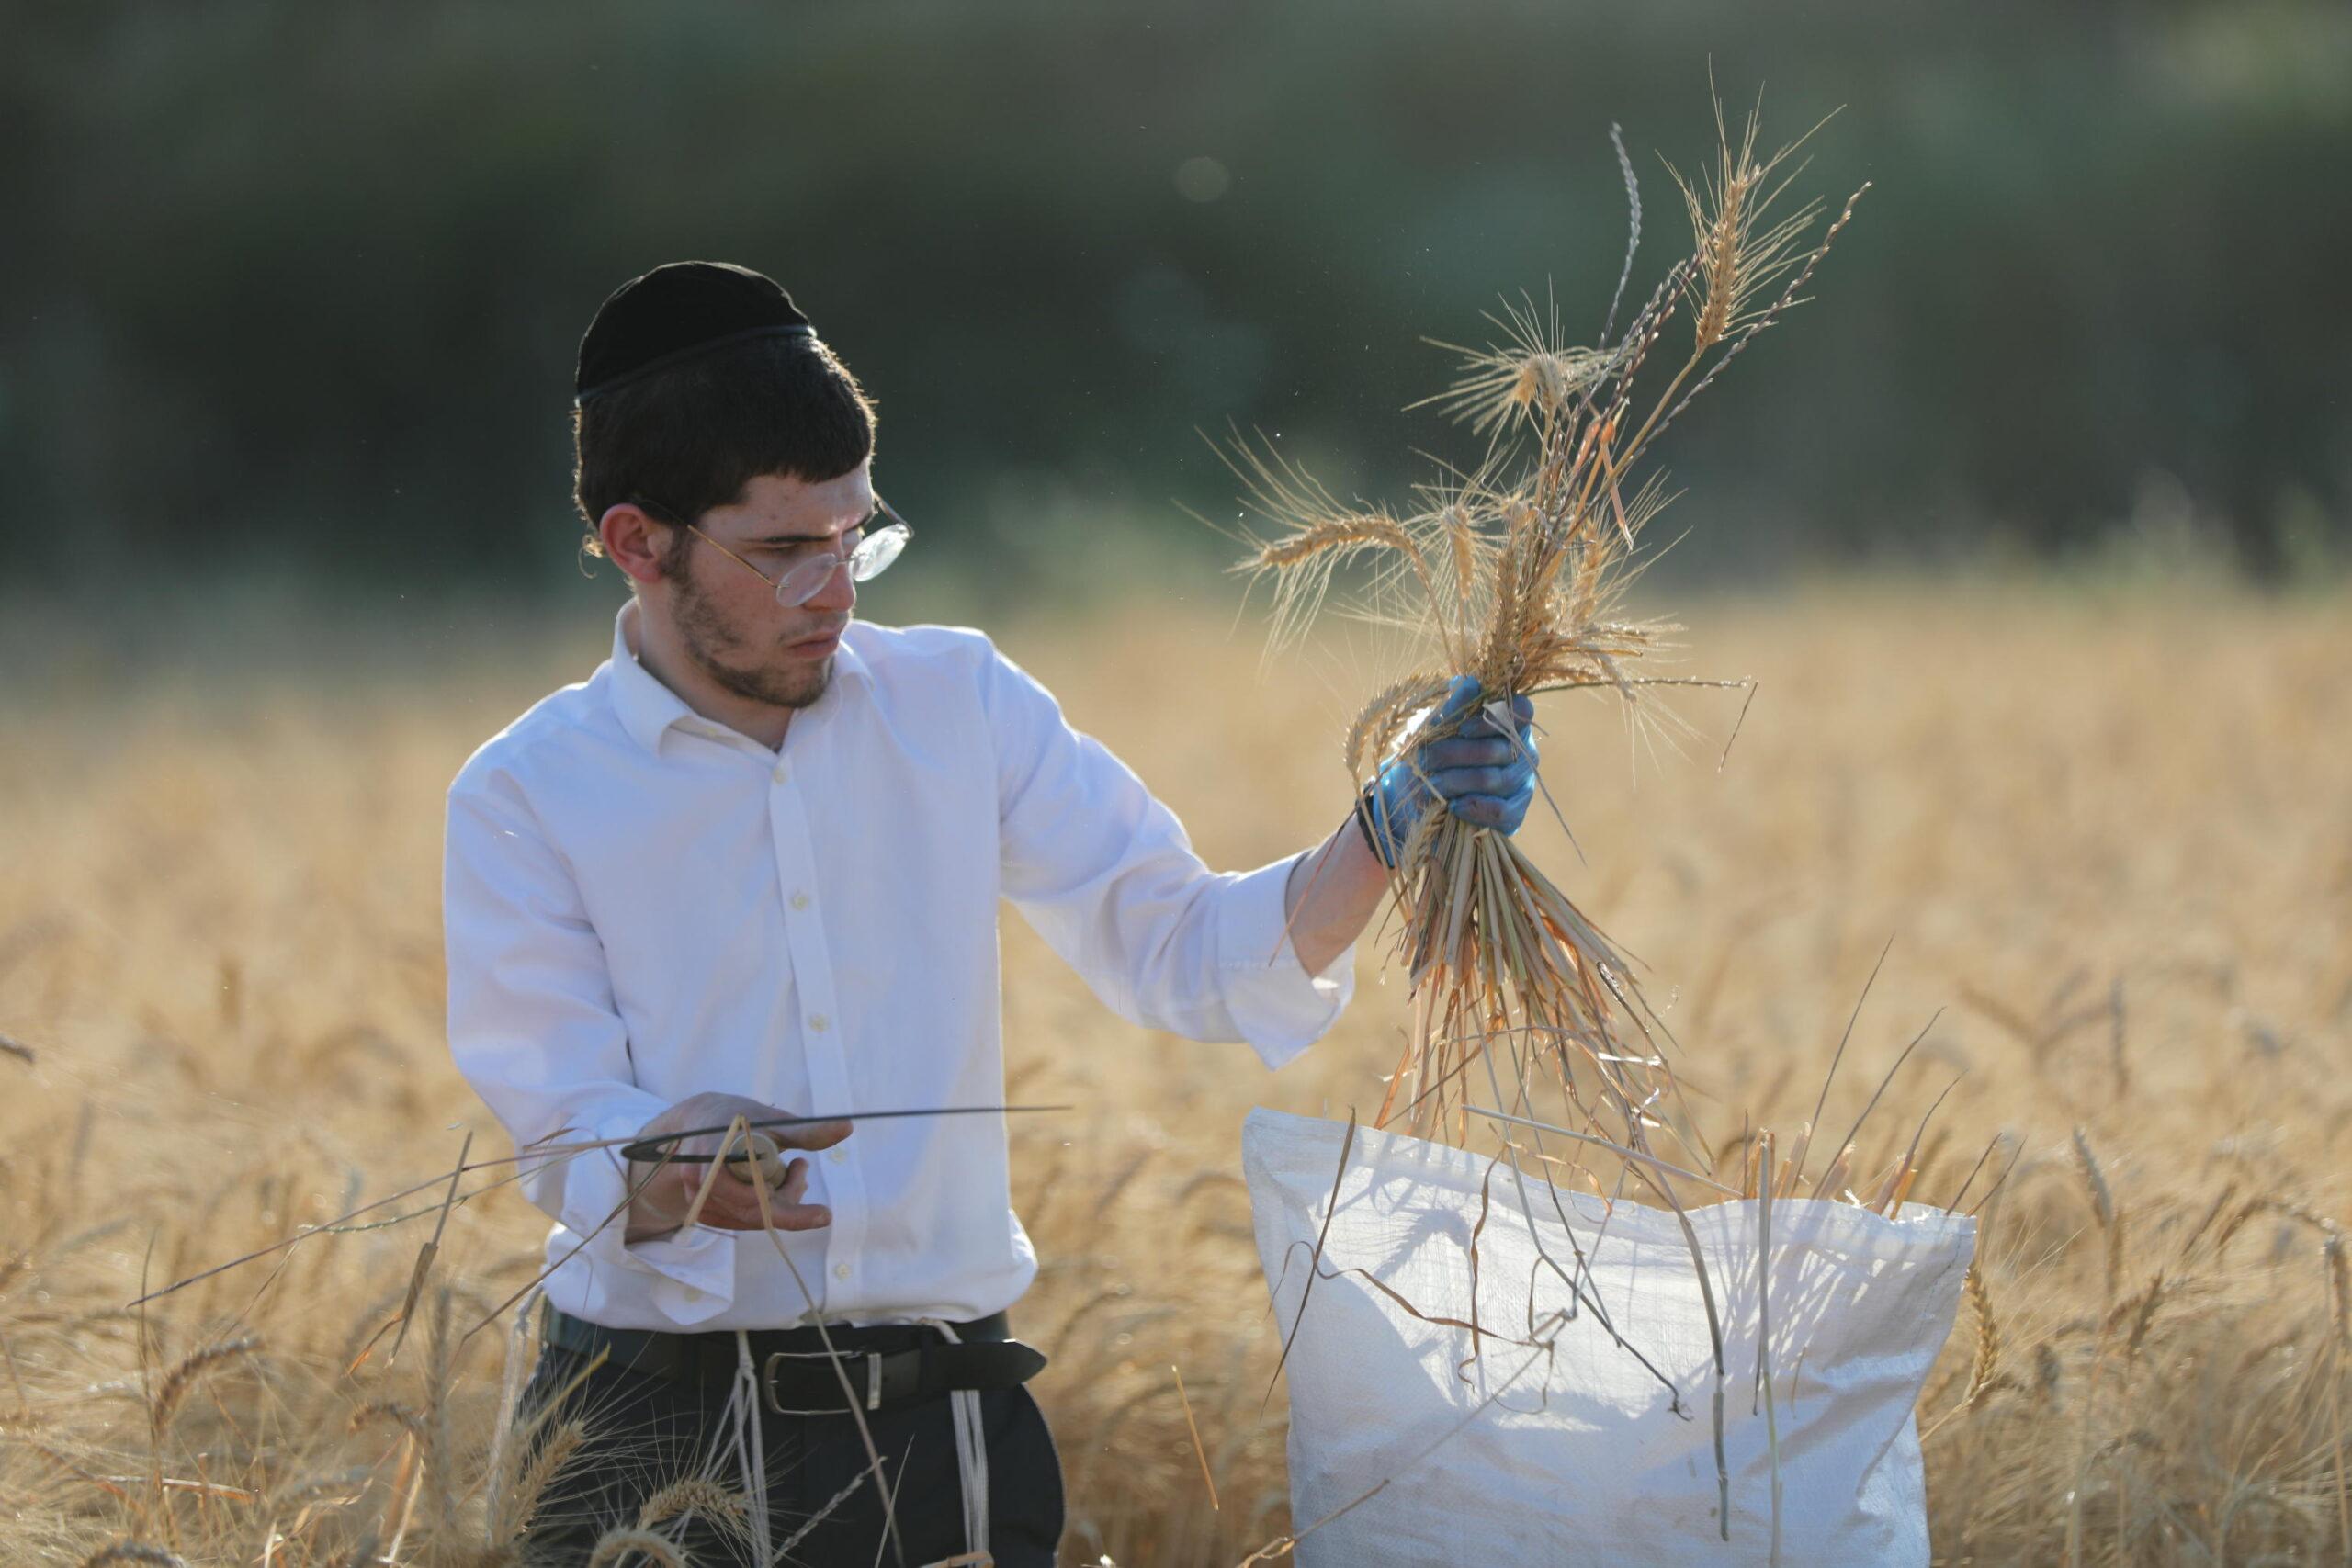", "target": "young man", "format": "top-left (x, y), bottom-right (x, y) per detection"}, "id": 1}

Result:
top-left (442, 260), bottom-right (1539, 1565)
